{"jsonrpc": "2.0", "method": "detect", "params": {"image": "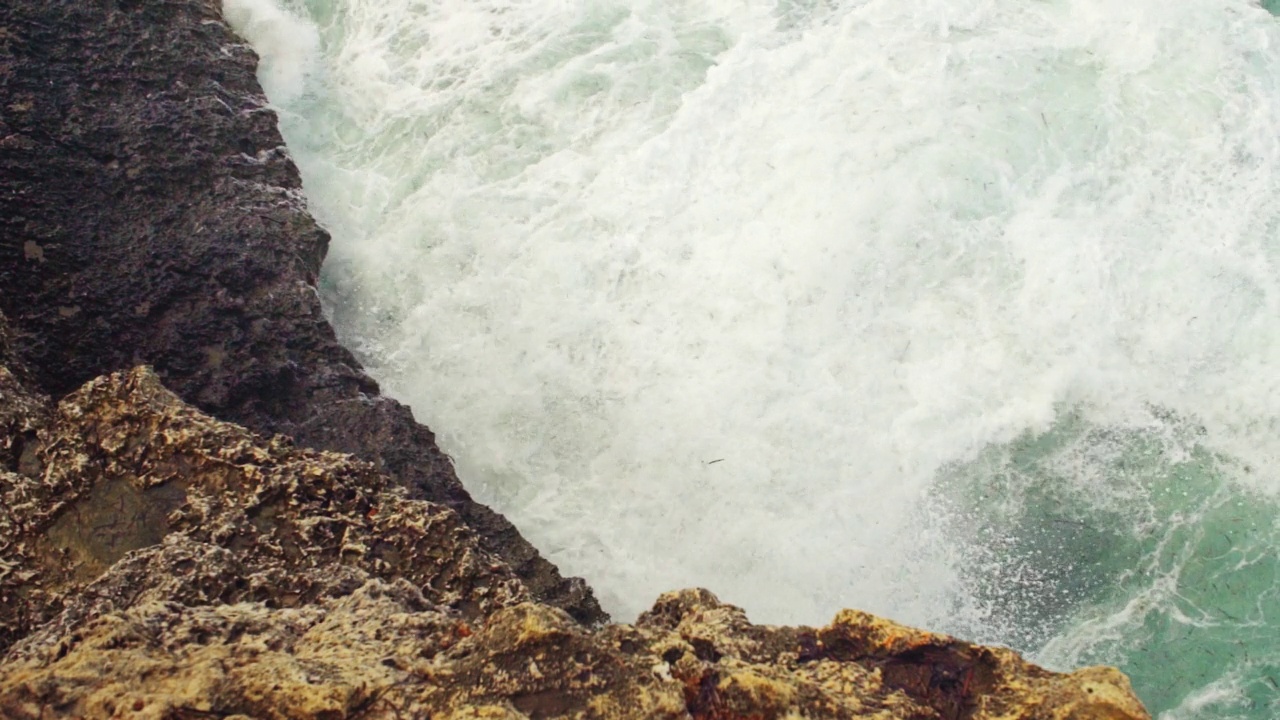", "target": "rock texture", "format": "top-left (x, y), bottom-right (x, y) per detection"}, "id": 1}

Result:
top-left (0, 359), bottom-right (1151, 720)
top-left (0, 364), bottom-right (527, 655)
top-left (0, 0), bottom-right (599, 622)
